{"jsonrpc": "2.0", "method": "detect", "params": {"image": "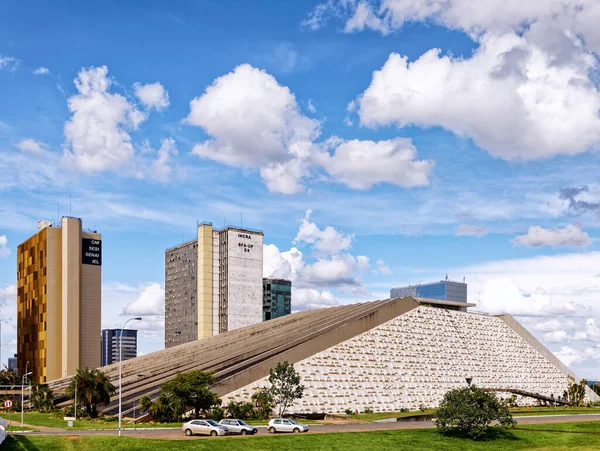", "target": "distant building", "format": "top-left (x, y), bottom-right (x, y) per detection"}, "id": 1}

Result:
top-left (165, 223), bottom-right (264, 348)
top-left (8, 354), bottom-right (17, 375)
top-left (390, 278), bottom-right (467, 309)
top-left (263, 278), bottom-right (292, 321)
top-left (17, 218), bottom-right (102, 383)
top-left (101, 329), bottom-right (138, 366)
